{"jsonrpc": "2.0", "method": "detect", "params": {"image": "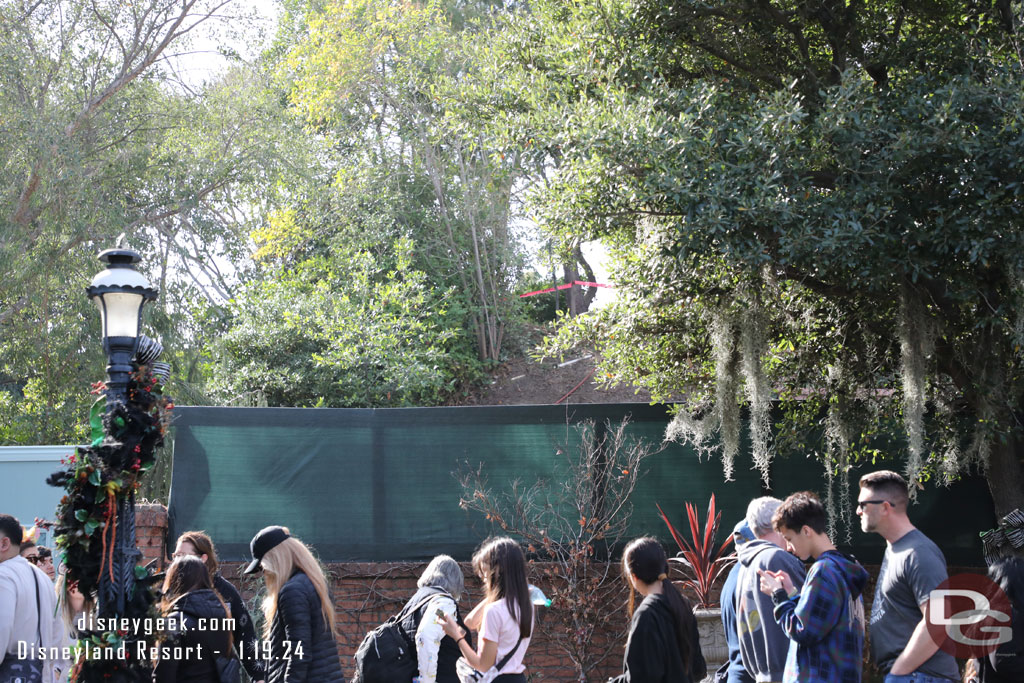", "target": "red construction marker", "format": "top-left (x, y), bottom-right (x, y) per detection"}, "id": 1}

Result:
top-left (519, 281), bottom-right (614, 298)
